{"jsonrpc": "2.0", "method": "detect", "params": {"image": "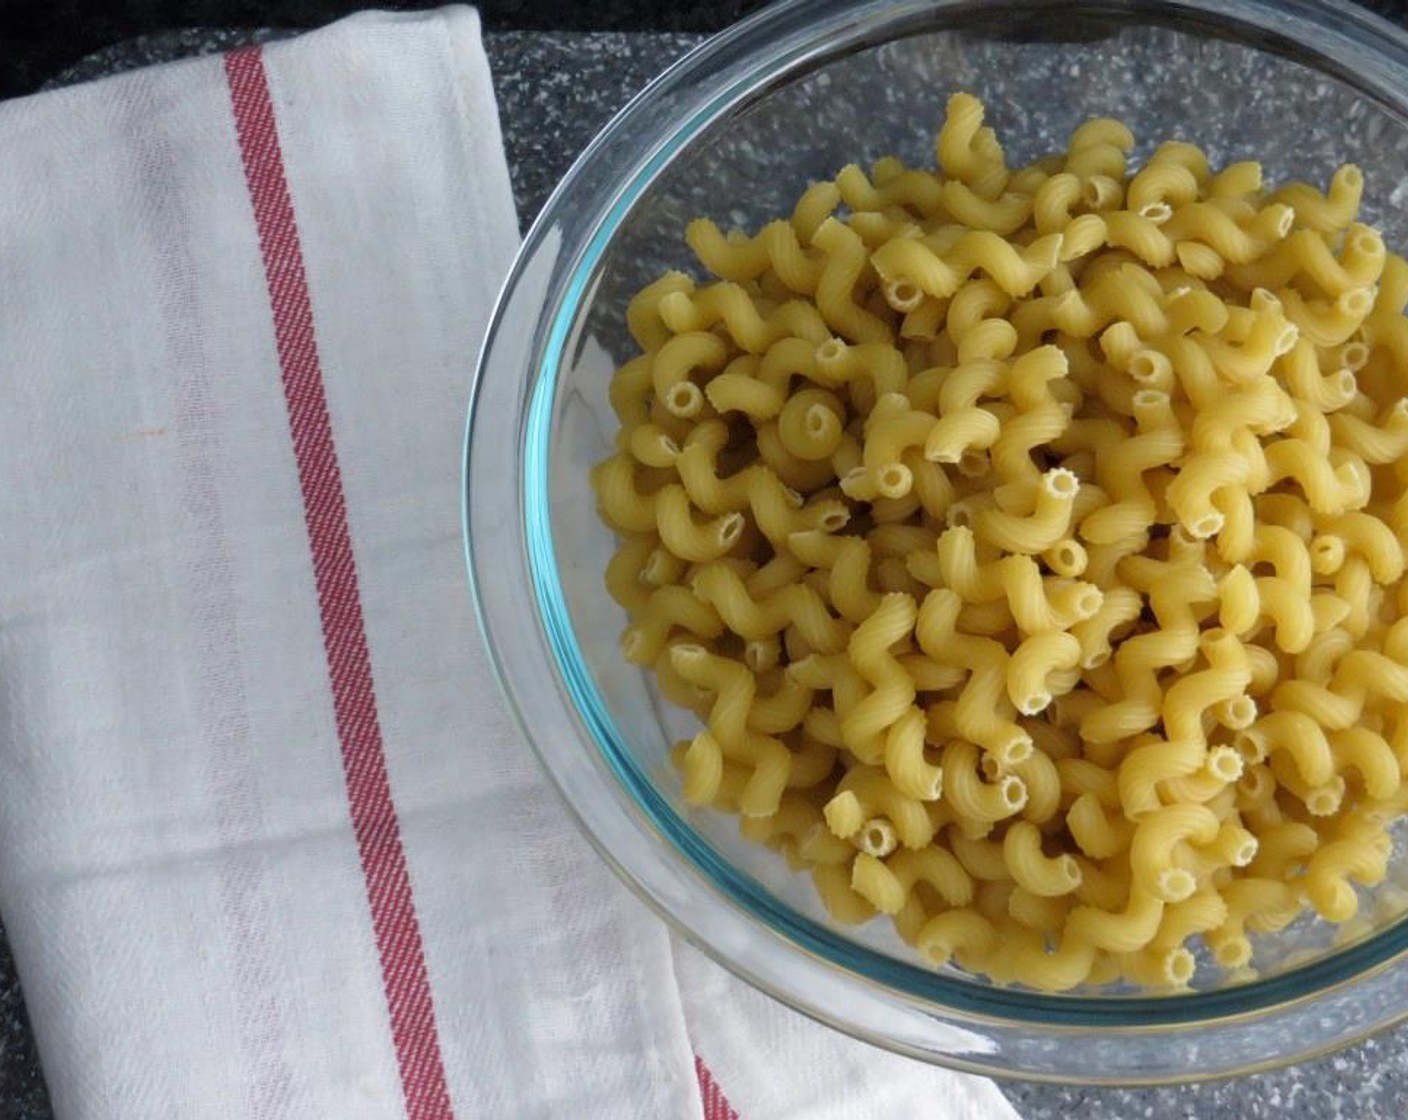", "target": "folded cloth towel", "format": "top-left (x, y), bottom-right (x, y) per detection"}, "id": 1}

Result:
top-left (0, 8), bottom-right (1021, 1118)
